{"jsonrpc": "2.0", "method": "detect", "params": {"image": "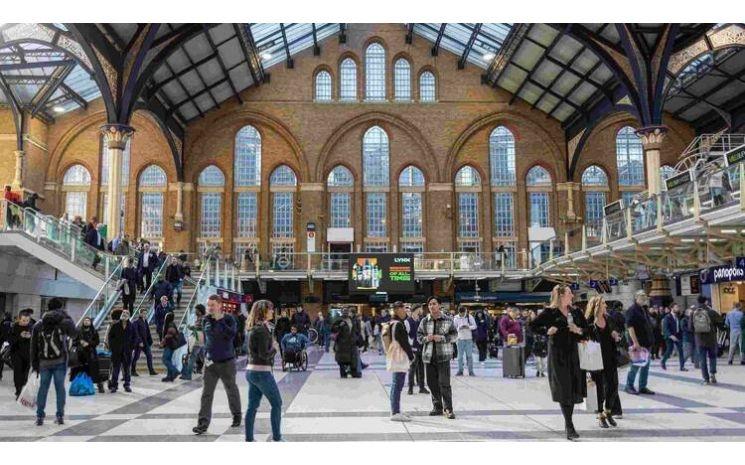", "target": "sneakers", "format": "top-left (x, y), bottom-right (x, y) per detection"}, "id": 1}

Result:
top-left (455, 372), bottom-right (463, 377)
top-left (55, 415), bottom-right (64, 425)
top-left (468, 372), bottom-right (476, 377)
top-left (638, 388), bottom-right (655, 395)
top-left (444, 409), bottom-right (456, 420)
top-left (35, 417), bottom-right (43, 426)
top-left (710, 375), bottom-right (718, 385)
top-left (624, 385), bottom-right (639, 395)
top-left (702, 379), bottom-right (710, 385)
top-left (428, 409), bottom-right (443, 416)
top-left (124, 386), bottom-right (132, 393)
top-left (680, 367), bottom-right (689, 372)
top-left (231, 415), bottom-right (241, 428)
top-left (265, 436), bottom-right (285, 442)
top-left (192, 424), bottom-right (208, 435)
top-left (390, 413), bottom-right (412, 422)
